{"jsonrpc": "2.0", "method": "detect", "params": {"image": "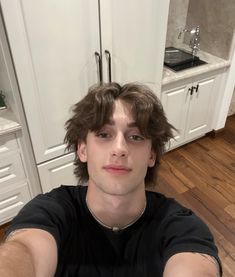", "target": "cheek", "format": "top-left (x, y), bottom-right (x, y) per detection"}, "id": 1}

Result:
top-left (86, 147), bottom-right (102, 168)
top-left (131, 147), bottom-right (154, 166)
